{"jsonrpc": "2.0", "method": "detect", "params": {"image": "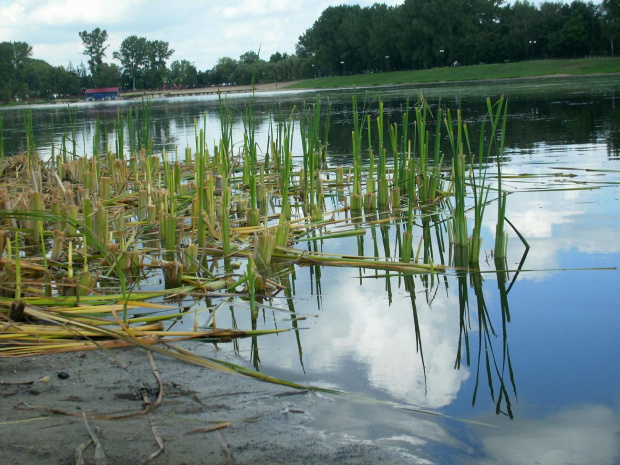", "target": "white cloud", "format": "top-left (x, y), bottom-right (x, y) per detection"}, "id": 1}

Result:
top-left (0, 3), bottom-right (25, 23)
top-left (293, 275), bottom-right (470, 408)
top-left (476, 405), bottom-right (619, 465)
top-left (30, 0), bottom-right (141, 26)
